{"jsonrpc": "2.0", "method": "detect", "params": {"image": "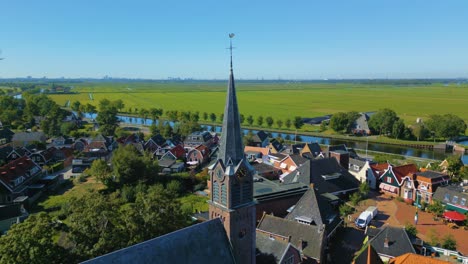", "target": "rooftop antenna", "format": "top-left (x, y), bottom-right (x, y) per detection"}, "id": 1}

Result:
top-left (228, 33), bottom-right (235, 71)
